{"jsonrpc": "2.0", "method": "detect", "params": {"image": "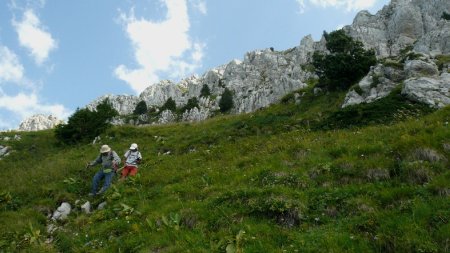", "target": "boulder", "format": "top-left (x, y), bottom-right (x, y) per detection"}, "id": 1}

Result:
top-left (405, 60), bottom-right (439, 78)
top-left (81, 201), bottom-right (91, 214)
top-left (342, 64), bottom-right (403, 107)
top-left (51, 202), bottom-right (71, 221)
top-left (402, 73), bottom-right (450, 108)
